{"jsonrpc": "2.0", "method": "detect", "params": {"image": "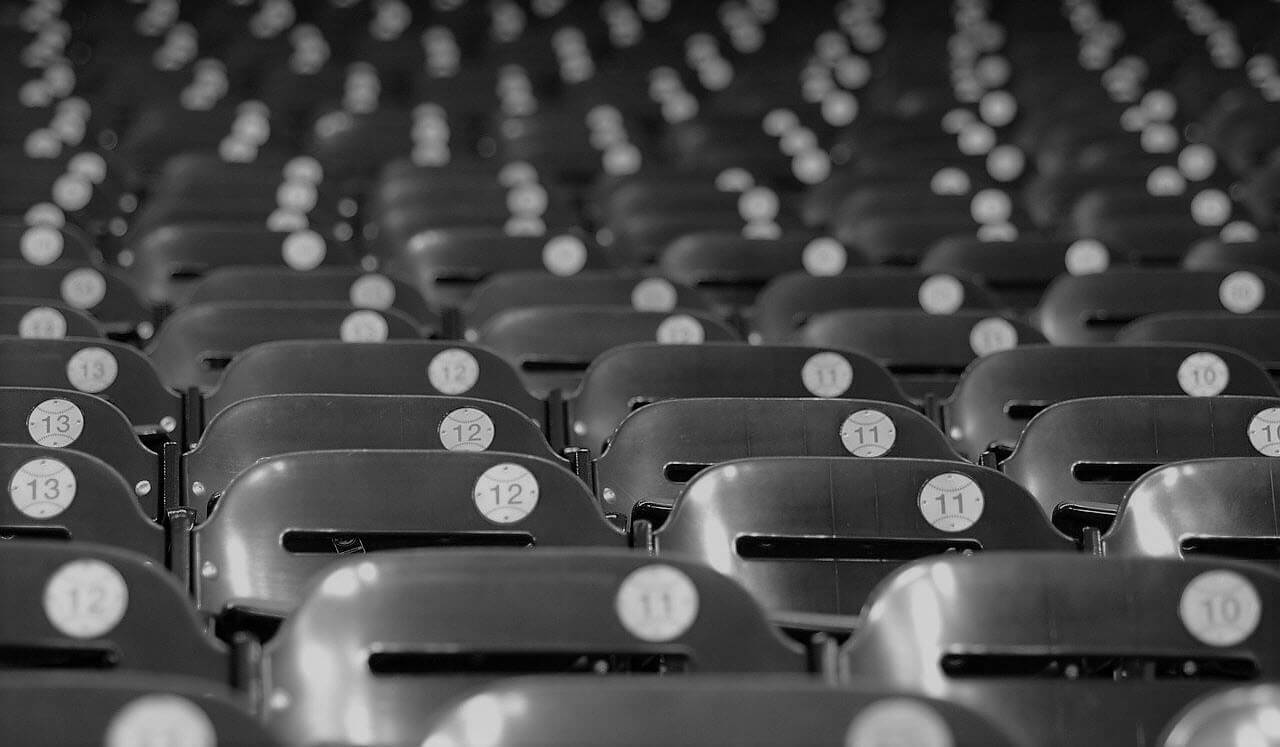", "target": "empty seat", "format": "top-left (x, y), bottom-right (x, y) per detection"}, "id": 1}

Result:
top-left (596, 397), bottom-right (961, 524)
top-left (193, 450), bottom-right (625, 623)
top-left (920, 236), bottom-right (1088, 311)
top-left (1000, 396), bottom-right (1280, 538)
top-left (147, 302), bottom-right (424, 391)
top-left (654, 457), bottom-right (1073, 621)
top-left (942, 344), bottom-right (1279, 458)
top-left (570, 343), bottom-right (913, 454)
top-left (0, 541), bottom-right (228, 682)
top-left (478, 306), bottom-right (739, 395)
top-left (1034, 269), bottom-right (1280, 344)
top-left (1119, 312), bottom-right (1280, 381)
top-left (798, 310), bottom-right (1046, 400)
top-left (754, 270), bottom-right (1001, 343)
top-left (185, 393), bottom-right (568, 515)
top-left (259, 549), bottom-right (807, 745)
top-left (843, 553), bottom-right (1280, 744)
top-left (0, 299), bottom-right (102, 339)
top-left (0, 262), bottom-right (154, 342)
top-left (202, 340), bottom-right (552, 439)
top-left (1160, 684), bottom-right (1280, 747)
top-left (421, 677), bottom-right (1019, 747)
top-left (1105, 457), bottom-right (1280, 564)
top-left (0, 672), bottom-right (278, 747)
